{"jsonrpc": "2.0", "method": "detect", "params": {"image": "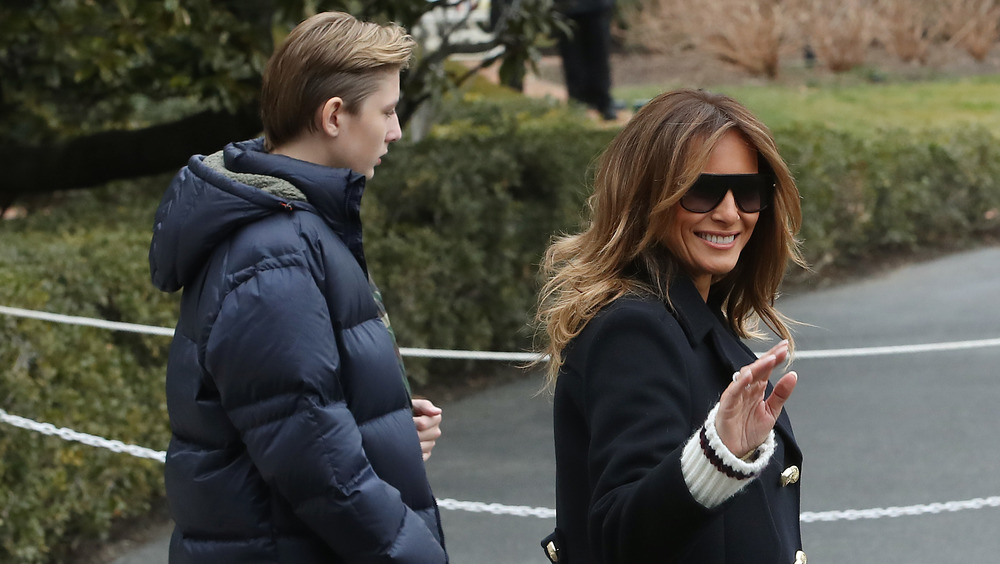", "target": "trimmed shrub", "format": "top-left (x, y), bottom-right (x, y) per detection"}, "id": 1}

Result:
top-left (365, 97), bottom-right (616, 383)
top-left (776, 123), bottom-right (1000, 271)
top-left (0, 179), bottom-right (176, 563)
